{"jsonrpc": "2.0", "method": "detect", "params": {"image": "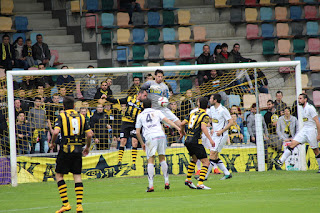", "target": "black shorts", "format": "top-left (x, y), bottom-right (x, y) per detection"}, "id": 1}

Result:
top-left (185, 142), bottom-right (207, 160)
top-left (55, 150), bottom-right (82, 174)
top-left (120, 122), bottom-right (137, 139)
